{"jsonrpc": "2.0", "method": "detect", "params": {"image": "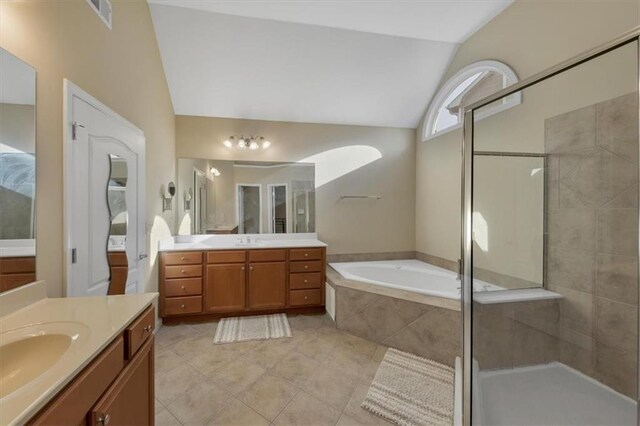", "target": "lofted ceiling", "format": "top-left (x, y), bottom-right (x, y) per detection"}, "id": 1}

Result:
top-left (148, 1), bottom-right (513, 128)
